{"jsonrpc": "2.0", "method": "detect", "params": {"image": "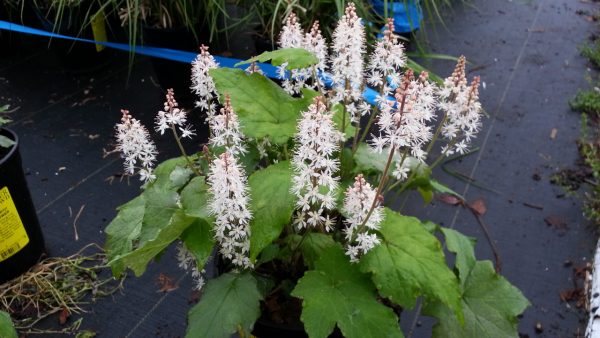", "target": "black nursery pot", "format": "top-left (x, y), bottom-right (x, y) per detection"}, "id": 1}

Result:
top-left (0, 129), bottom-right (45, 284)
